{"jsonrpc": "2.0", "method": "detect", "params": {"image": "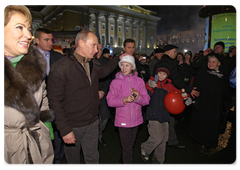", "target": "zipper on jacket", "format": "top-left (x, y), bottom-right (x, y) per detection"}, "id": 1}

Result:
top-left (128, 76), bottom-right (133, 127)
